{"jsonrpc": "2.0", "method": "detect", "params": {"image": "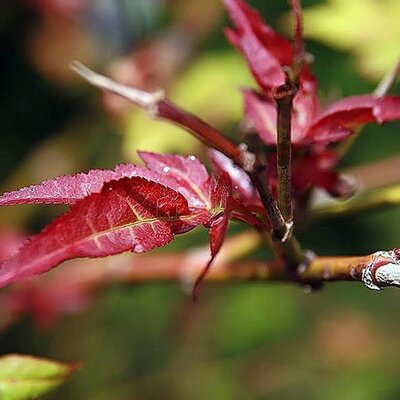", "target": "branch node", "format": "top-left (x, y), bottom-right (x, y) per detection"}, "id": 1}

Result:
top-left (362, 249), bottom-right (400, 290)
top-left (238, 143), bottom-right (256, 172)
top-left (296, 249), bottom-right (316, 274)
top-left (281, 221), bottom-right (294, 243)
top-left (69, 60), bottom-right (166, 111)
